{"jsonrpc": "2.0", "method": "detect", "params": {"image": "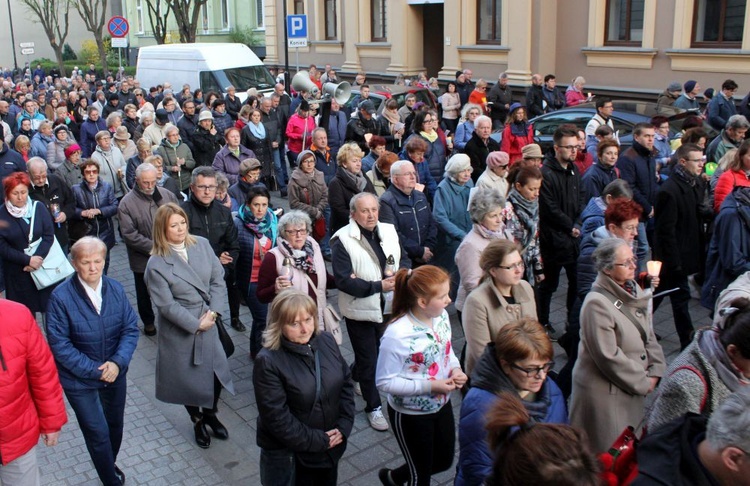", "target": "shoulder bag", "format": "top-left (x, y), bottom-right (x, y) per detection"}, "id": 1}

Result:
top-left (304, 273), bottom-right (343, 345)
top-left (197, 286), bottom-right (235, 358)
top-left (24, 202), bottom-right (75, 290)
